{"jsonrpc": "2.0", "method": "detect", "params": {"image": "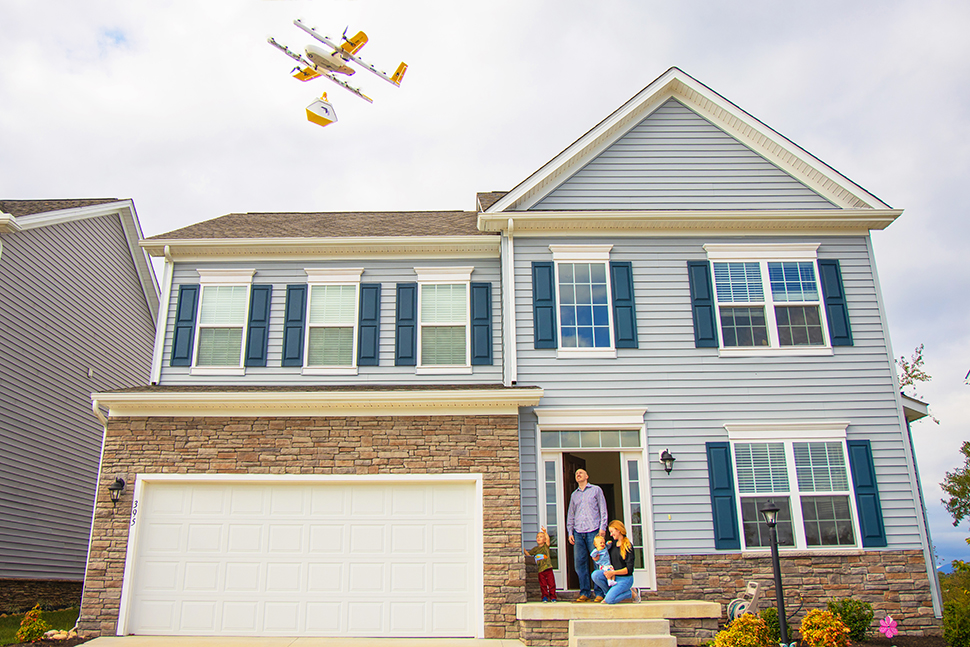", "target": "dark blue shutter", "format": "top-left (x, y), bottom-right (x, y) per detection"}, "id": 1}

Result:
top-left (395, 283), bottom-right (417, 366)
top-left (245, 285), bottom-right (272, 367)
top-left (847, 439), bottom-right (887, 547)
top-left (688, 261), bottom-right (718, 348)
top-left (706, 442), bottom-right (741, 550)
top-left (532, 262), bottom-right (557, 349)
top-left (470, 282), bottom-right (492, 365)
top-left (282, 285), bottom-right (307, 367)
top-left (170, 284), bottom-right (199, 366)
top-left (357, 283), bottom-right (381, 366)
top-left (818, 259), bottom-right (853, 346)
top-left (610, 261), bottom-right (638, 349)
